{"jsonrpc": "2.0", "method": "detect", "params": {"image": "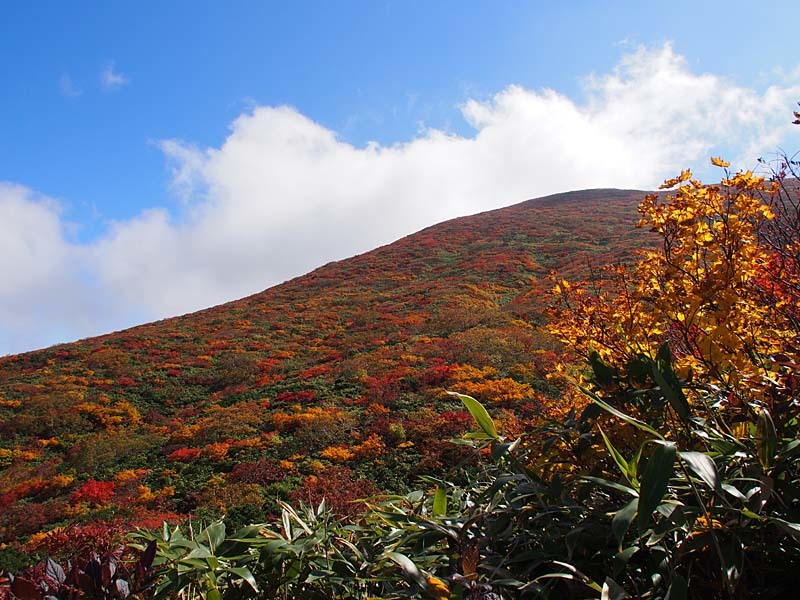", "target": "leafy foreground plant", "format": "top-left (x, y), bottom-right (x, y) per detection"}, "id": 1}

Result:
top-left (5, 368), bottom-right (799, 599)
top-left (0, 539), bottom-right (157, 600)
top-left (74, 373), bottom-right (794, 599)
top-left (124, 149), bottom-right (800, 598)
top-left (544, 143), bottom-right (800, 596)
top-left (4, 135), bottom-right (800, 598)
top-left (128, 497), bottom-right (466, 600)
